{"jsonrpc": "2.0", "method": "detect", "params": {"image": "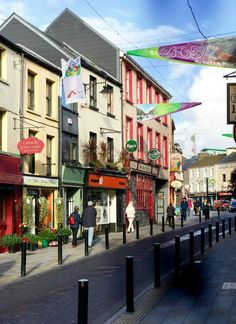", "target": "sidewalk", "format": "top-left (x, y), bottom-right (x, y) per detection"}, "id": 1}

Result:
top-left (109, 219), bottom-right (236, 324)
top-left (0, 214), bottom-right (199, 288)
